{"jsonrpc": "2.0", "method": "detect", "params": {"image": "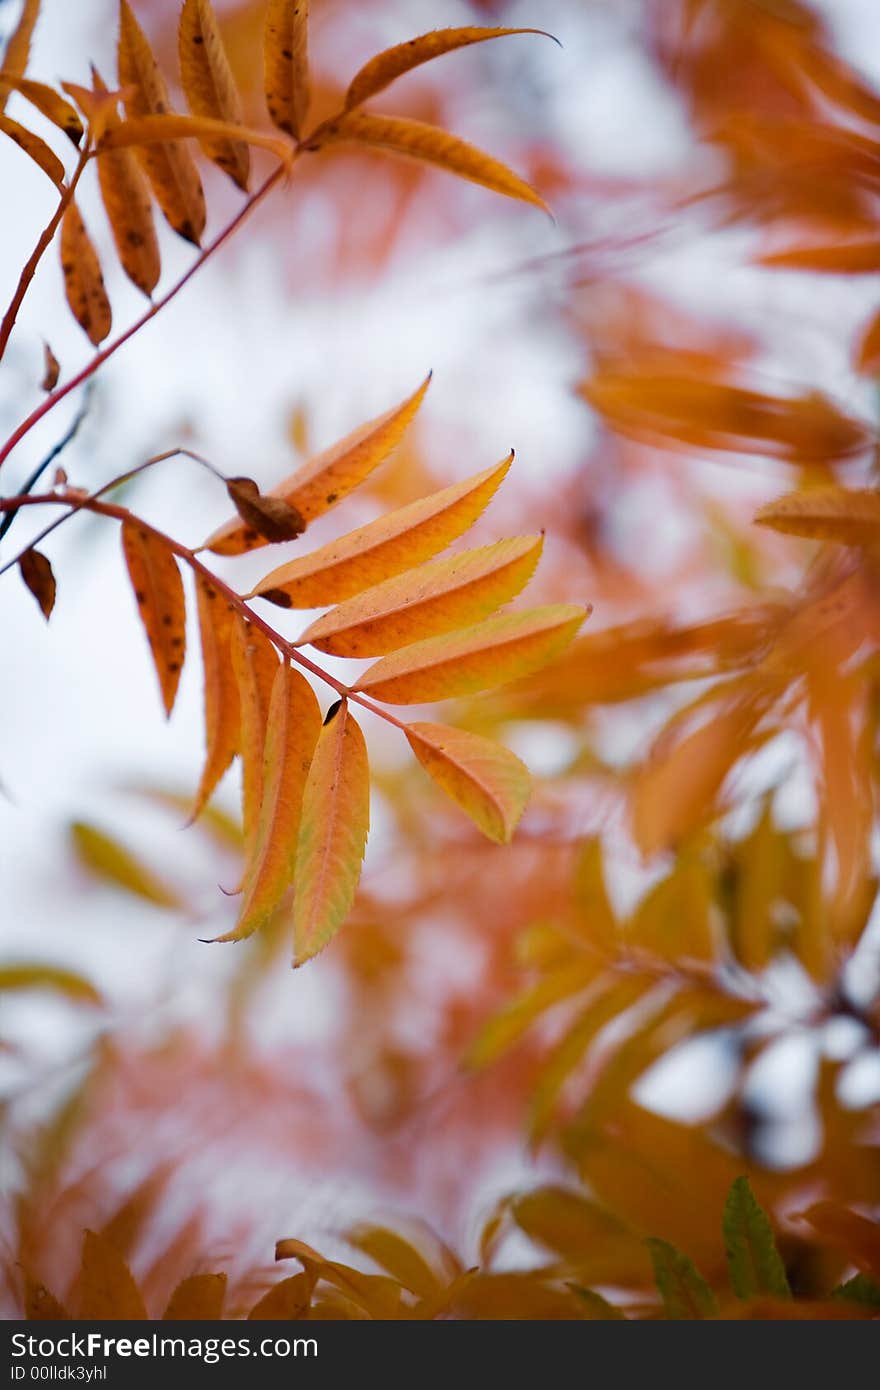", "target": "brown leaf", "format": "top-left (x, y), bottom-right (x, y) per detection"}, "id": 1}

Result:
top-left (24, 1275), bottom-right (69, 1321)
top-left (225, 476), bottom-right (306, 544)
top-left (41, 342), bottom-right (60, 392)
top-left (92, 70), bottom-right (160, 296)
top-left (18, 548), bottom-right (56, 619)
top-left (77, 1229), bottom-right (147, 1319)
top-left (264, 0), bottom-right (310, 139)
top-left (60, 201), bottom-right (112, 345)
